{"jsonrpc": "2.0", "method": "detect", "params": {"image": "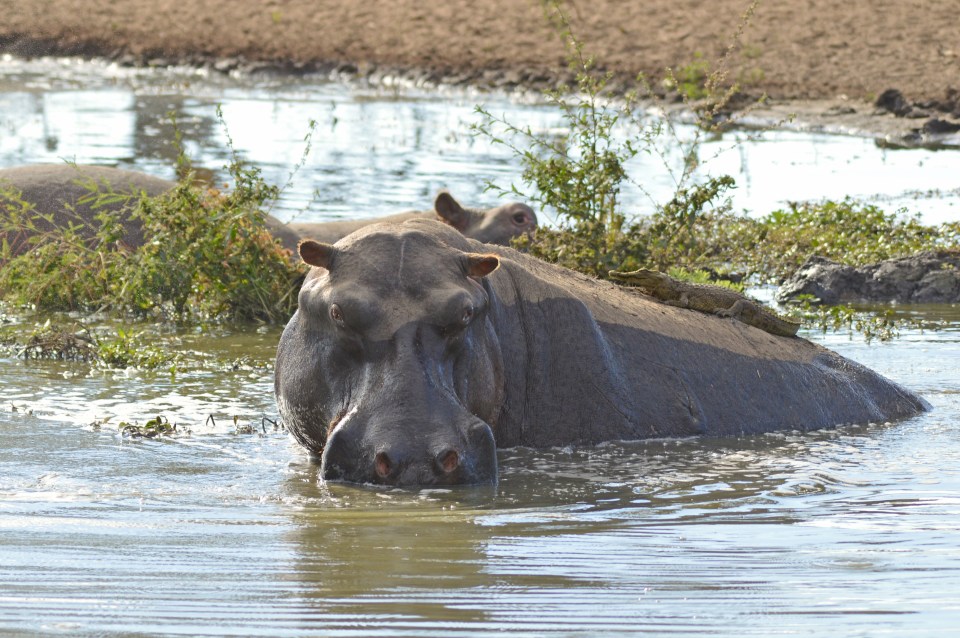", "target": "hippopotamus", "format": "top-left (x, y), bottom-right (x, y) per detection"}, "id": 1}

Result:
top-left (0, 164), bottom-right (537, 257)
top-left (288, 192), bottom-right (537, 247)
top-left (275, 219), bottom-right (928, 486)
